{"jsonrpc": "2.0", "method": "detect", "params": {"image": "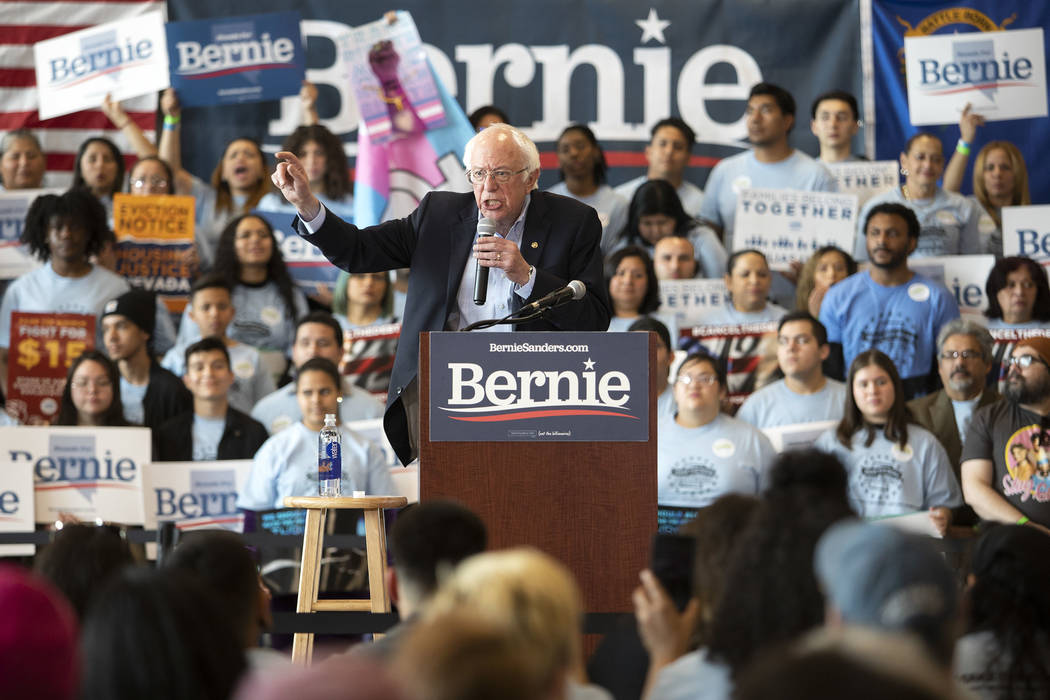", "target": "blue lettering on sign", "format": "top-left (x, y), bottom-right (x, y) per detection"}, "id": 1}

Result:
top-left (1016, 229), bottom-right (1050, 257)
top-left (48, 36), bottom-right (154, 86)
top-left (12, 449), bottom-right (137, 483)
top-left (918, 49), bottom-right (1034, 92)
top-left (950, 278), bottom-right (983, 309)
top-left (154, 488), bottom-right (238, 519)
top-left (0, 490), bottom-right (19, 515)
